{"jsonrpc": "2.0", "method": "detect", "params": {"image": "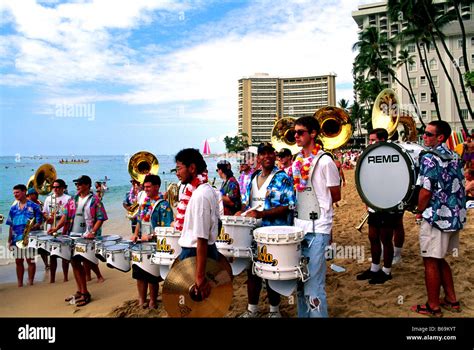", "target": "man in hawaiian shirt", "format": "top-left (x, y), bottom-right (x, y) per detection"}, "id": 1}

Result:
top-left (7, 184), bottom-right (43, 287)
top-left (411, 121), bottom-right (466, 317)
top-left (237, 142), bottom-right (295, 318)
